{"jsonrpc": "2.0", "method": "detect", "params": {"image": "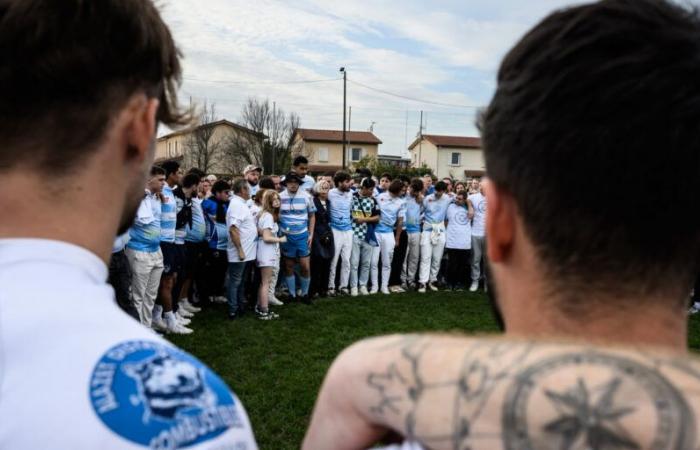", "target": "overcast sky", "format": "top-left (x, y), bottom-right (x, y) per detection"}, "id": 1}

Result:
top-left (160, 0), bottom-right (588, 156)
